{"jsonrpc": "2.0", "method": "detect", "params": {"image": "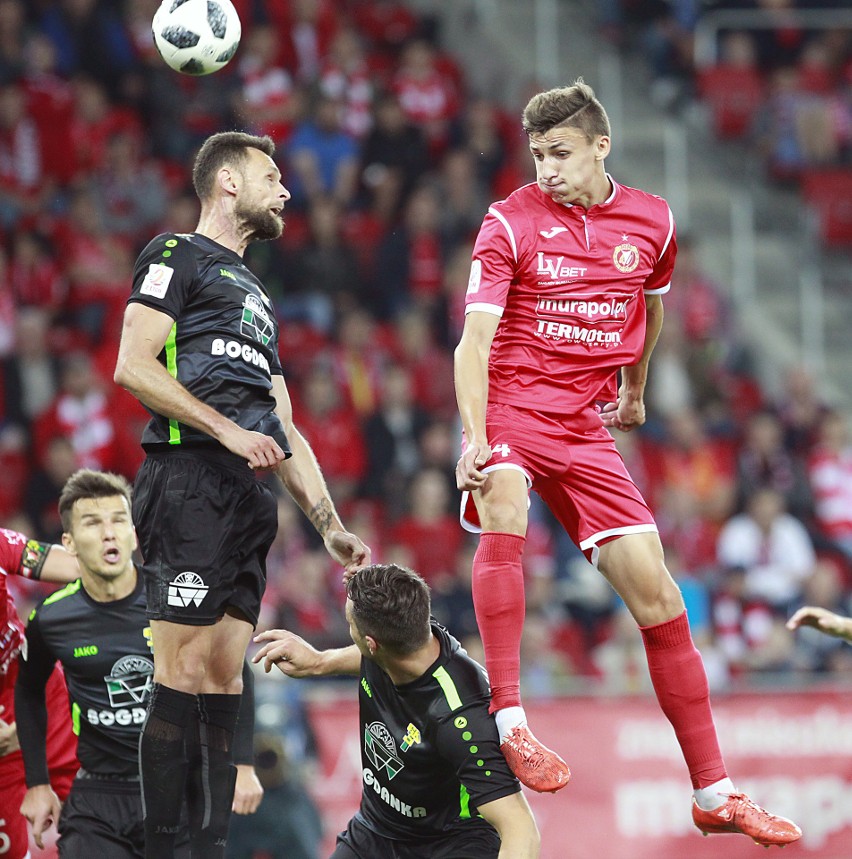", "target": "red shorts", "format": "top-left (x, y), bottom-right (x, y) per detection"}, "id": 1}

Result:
top-left (461, 402), bottom-right (657, 564)
top-left (0, 663), bottom-right (78, 859)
